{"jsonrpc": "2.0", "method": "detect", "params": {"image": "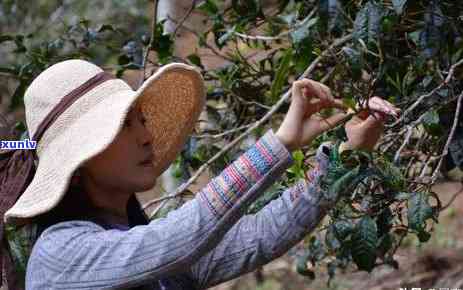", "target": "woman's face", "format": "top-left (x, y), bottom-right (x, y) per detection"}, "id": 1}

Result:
top-left (81, 102), bottom-right (157, 194)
